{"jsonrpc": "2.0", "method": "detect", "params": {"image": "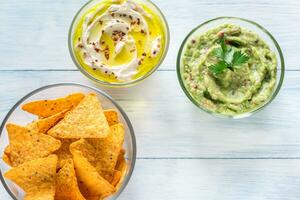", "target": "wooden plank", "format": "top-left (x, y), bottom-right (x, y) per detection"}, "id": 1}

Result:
top-left (0, 0), bottom-right (299, 70)
top-left (2, 159), bottom-right (300, 199)
top-left (121, 159), bottom-right (300, 200)
top-left (0, 70), bottom-right (299, 158)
